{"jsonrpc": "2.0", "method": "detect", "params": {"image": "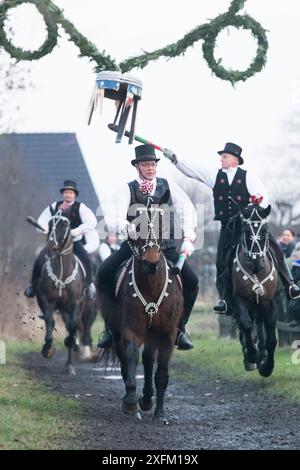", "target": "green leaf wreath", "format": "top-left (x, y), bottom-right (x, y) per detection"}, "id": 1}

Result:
top-left (0, 0), bottom-right (268, 84)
